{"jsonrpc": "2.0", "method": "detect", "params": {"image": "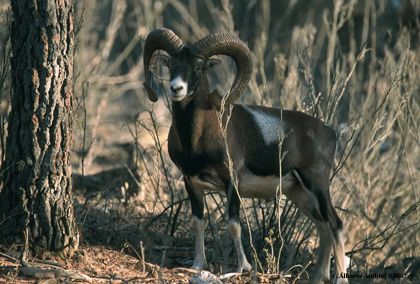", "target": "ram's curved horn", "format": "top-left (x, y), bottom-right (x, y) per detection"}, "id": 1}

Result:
top-left (143, 28), bottom-right (184, 102)
top-left (193, 33), bottom-right (253, 104)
